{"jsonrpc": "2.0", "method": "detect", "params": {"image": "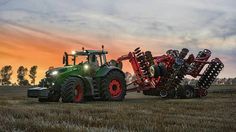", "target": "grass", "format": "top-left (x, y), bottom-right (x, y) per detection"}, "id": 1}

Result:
top-left (0, 86), bottom-right (235, 131)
